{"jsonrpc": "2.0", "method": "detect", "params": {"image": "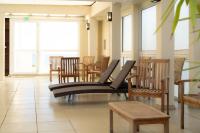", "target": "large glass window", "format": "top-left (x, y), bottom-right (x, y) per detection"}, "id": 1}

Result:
top-left (39, 21), bottom-right (79, 73)
top-left (174, 2), bottom-right (189, 97)
top-left (12, 20), bottom-right (79, 74)
top-left (174, 2), bottom-right (189, 50)
top-left (122, 15), bottom-right (132, 52)
top-left (142, 6), bottom-right (157, 51)
top-left (13, 22), bottom-right (37, 73)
